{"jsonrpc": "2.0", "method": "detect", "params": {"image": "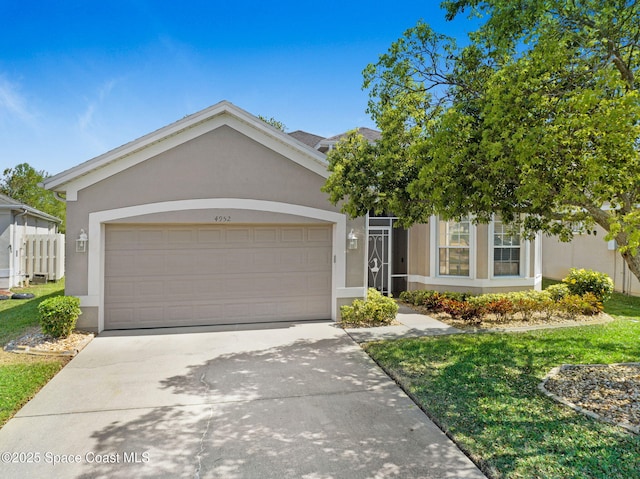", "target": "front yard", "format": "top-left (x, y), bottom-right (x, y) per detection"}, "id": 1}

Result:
top-left (0, 281), bottom-right (68, 427)
top-left (365, 292), bottom-right (640, 479)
